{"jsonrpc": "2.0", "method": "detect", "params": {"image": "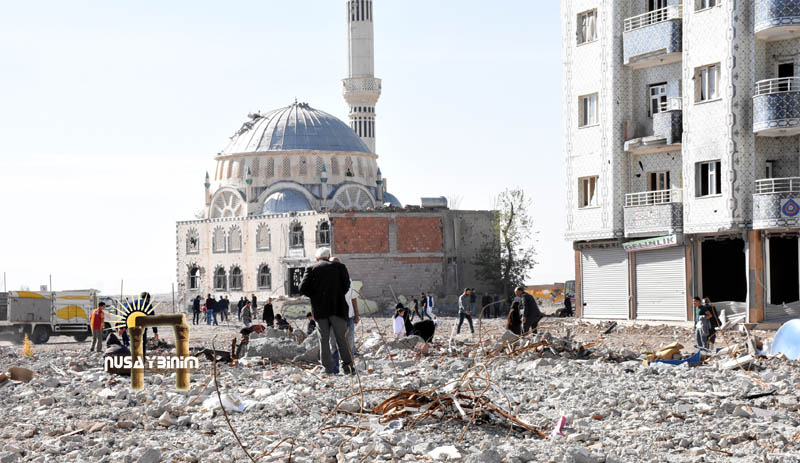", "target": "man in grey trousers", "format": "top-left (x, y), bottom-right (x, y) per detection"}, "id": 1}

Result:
top-left (300, 247), bottom-right (355, 375)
